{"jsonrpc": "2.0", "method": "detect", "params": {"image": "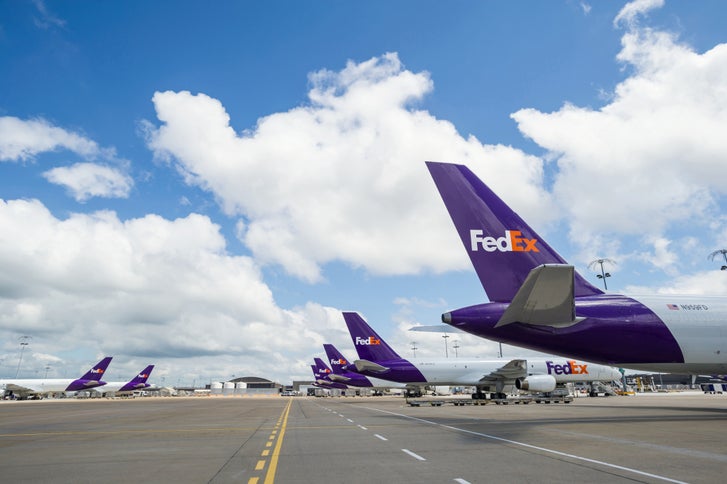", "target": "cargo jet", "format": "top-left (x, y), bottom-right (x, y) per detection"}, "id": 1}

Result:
top-left (91, 365), bottom-right (154, 396)
top-left (0, 357), bottom-right (112, 399)
top-left (311, 359), bottom-right (348, 390)
top-left (323, 344), bottom-right (406, 390)
top-left (426, 161), bottom-right (727, 375)
top-left (343, 312), bottom-right (621, 398)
